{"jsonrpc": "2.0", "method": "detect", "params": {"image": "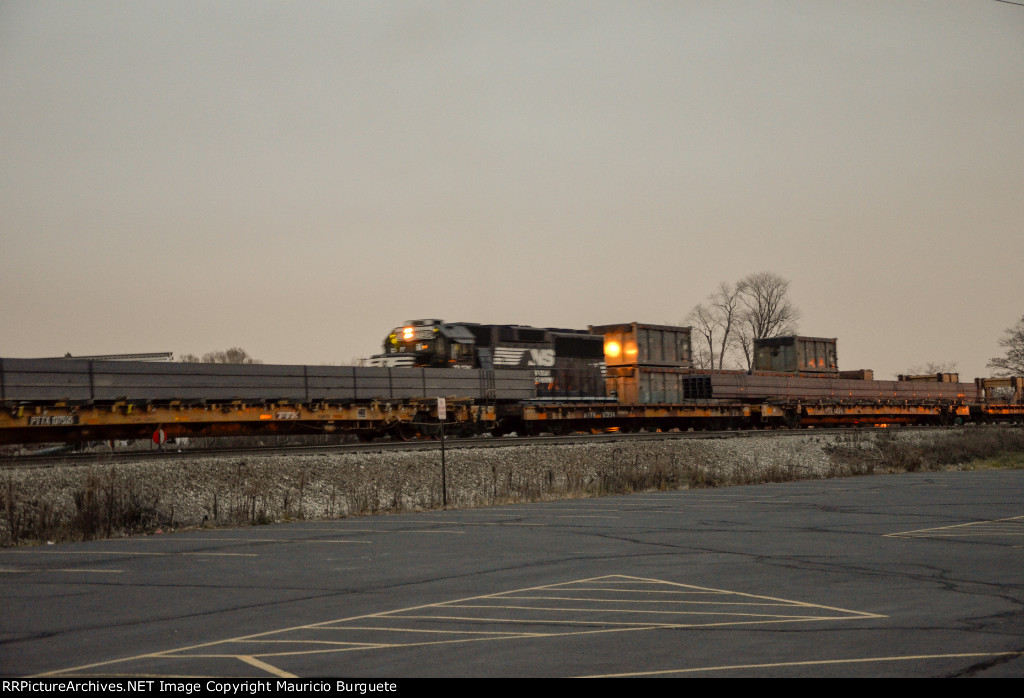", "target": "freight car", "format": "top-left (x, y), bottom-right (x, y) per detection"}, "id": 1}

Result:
top-left (2, 320), bottom-right (1022, 445)
top-left (0, 358), bottom-right (539, 444)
